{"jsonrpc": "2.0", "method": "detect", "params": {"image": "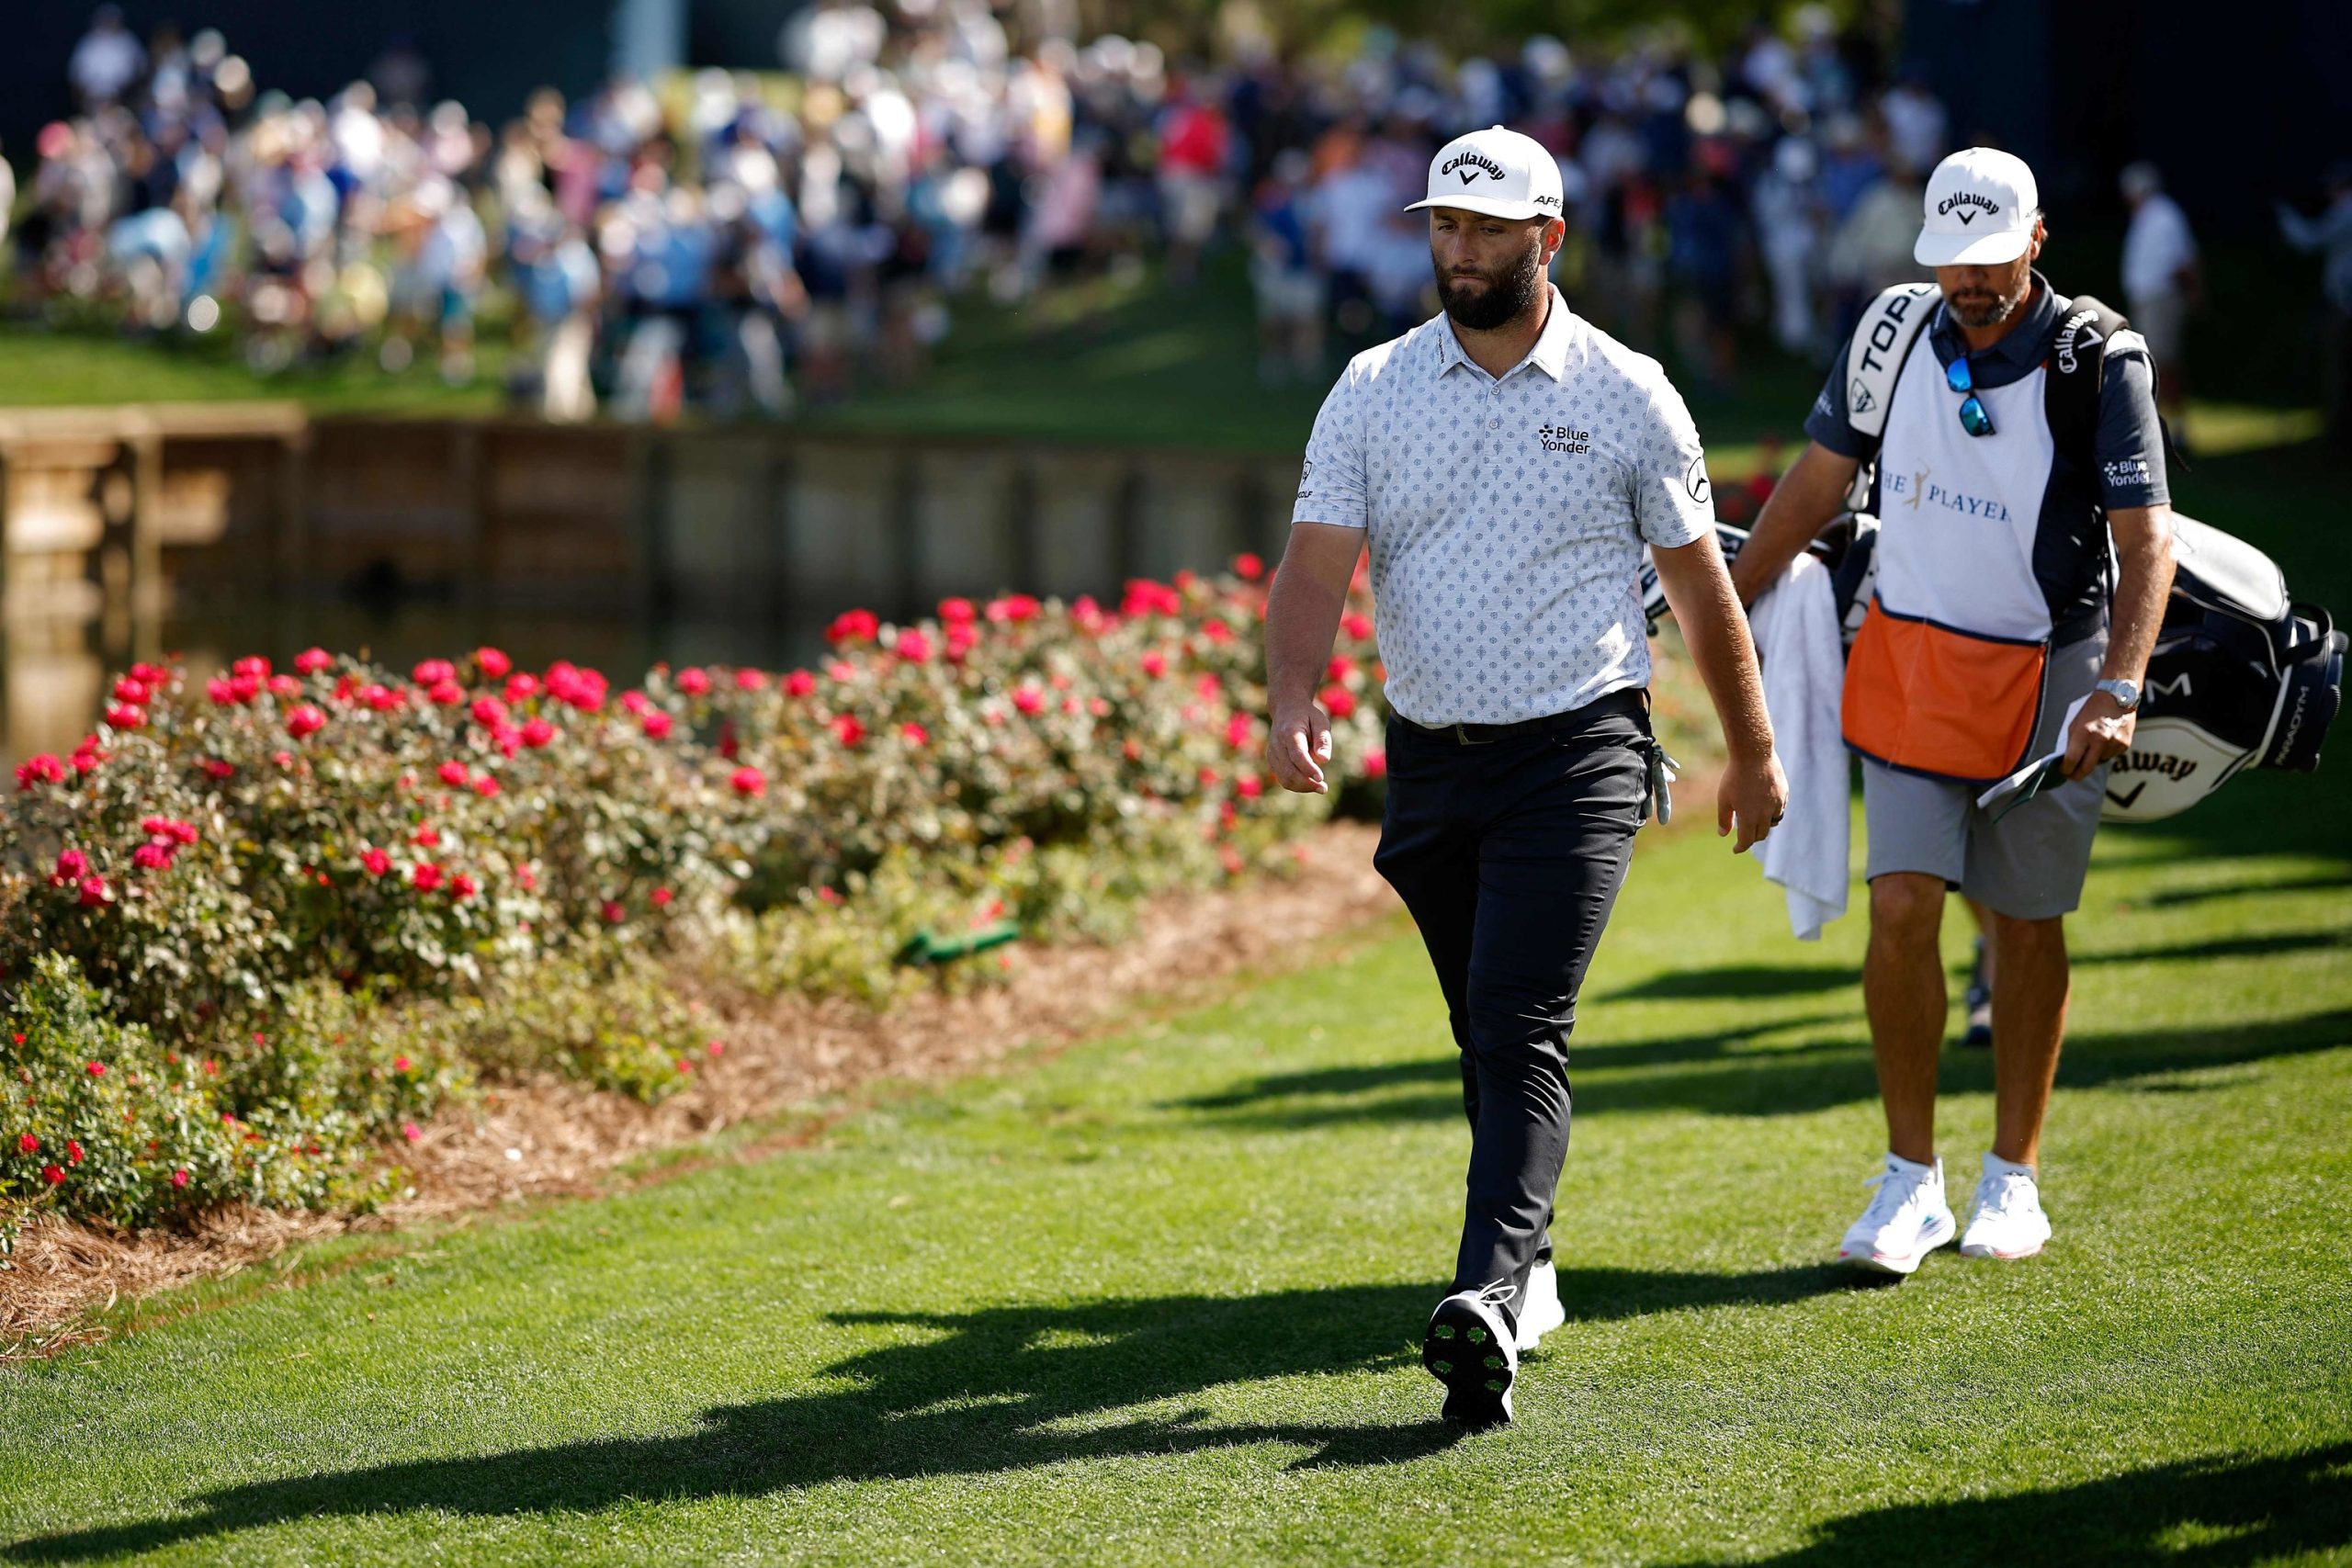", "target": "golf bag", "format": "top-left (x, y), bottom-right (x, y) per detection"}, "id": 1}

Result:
top-left (1639, 514), bottom-right (2345, 823)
